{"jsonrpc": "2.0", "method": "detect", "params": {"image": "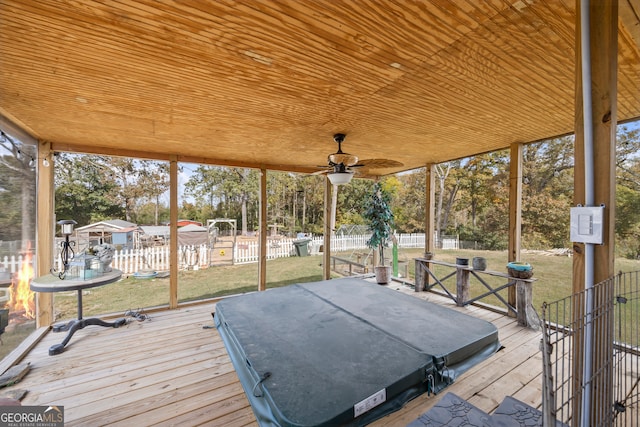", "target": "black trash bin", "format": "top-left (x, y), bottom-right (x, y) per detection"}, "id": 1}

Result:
top-left (293, 238), bottom-right (311, 256)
